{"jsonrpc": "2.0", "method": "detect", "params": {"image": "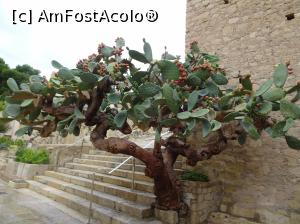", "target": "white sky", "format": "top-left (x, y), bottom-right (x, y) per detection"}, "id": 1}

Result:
top-left (0, 0), bottom-right (186, 78)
